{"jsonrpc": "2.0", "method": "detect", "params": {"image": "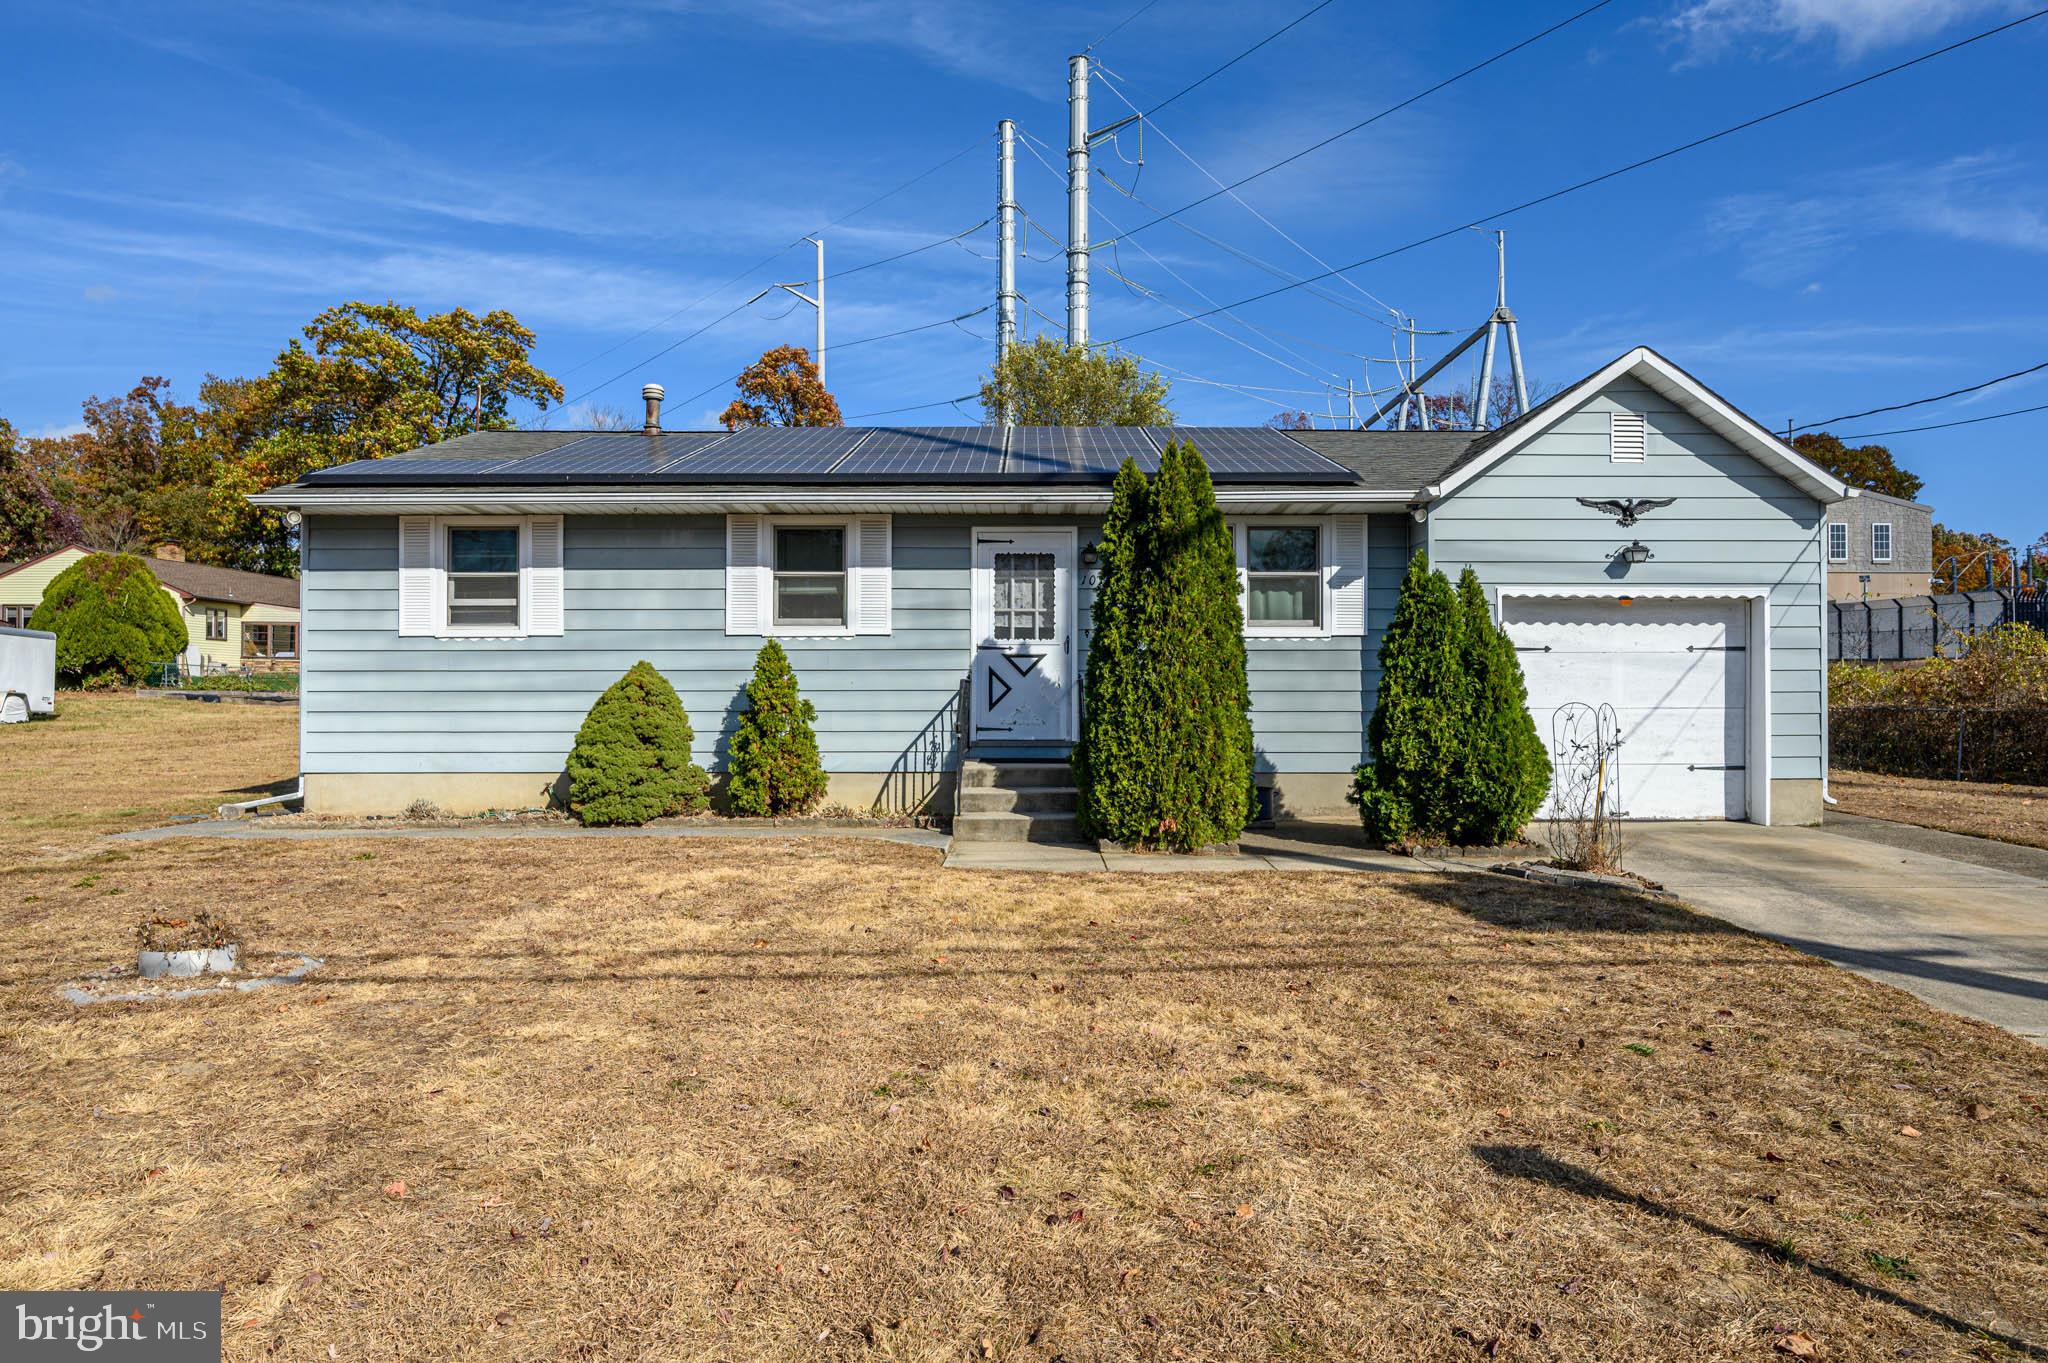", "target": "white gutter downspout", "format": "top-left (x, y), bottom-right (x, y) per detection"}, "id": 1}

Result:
top-left (219, 778), bottom-right (303, 820)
